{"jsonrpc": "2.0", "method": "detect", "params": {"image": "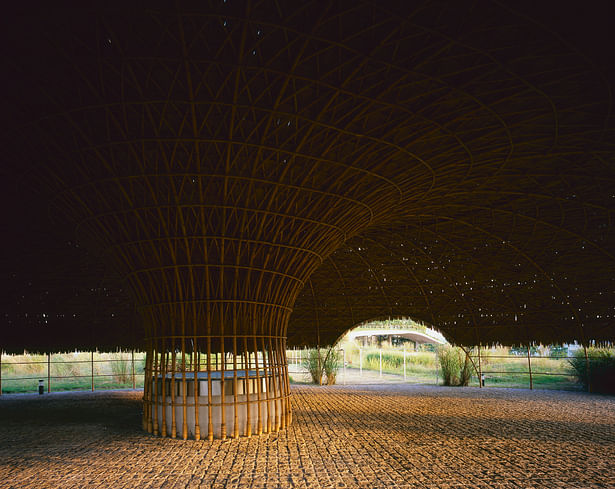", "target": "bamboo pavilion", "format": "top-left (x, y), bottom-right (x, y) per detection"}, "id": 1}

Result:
top-left (2, 1), bottom-right (614, 439)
